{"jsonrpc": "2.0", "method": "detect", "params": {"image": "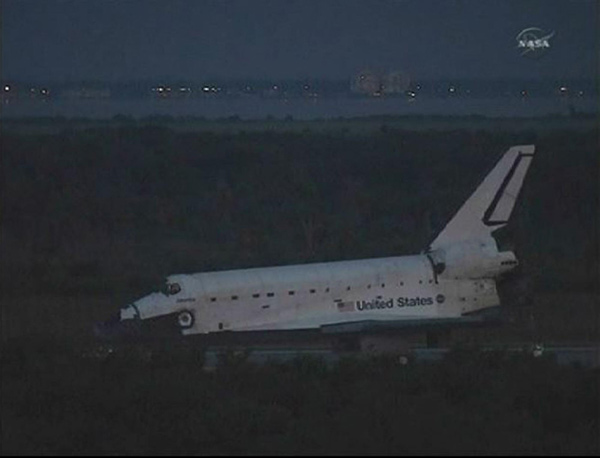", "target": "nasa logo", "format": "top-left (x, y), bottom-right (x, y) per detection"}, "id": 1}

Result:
top-left (516, 27), bottom-right (555, 59)
top-left (436, 294), bottom-right (445, 304)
